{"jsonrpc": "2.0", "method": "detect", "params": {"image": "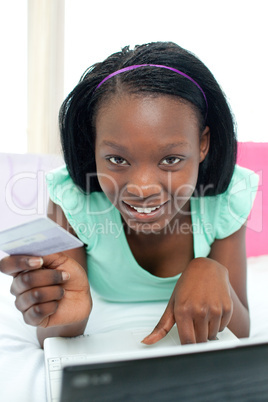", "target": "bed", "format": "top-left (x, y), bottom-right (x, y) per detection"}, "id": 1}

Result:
top-left (0, 144), bottom-right (267, 402)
